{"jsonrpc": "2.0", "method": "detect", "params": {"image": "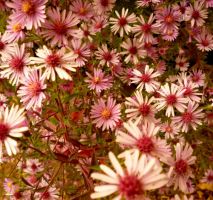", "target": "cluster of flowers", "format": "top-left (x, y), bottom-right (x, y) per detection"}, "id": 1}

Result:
top-left (0, 0), bottom-right (212, 199)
